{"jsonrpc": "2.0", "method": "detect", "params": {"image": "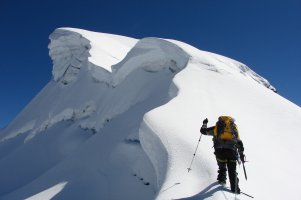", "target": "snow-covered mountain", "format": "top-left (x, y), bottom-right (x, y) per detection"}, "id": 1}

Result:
top-left (0, 28), bottom-right (300, 200)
